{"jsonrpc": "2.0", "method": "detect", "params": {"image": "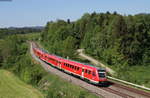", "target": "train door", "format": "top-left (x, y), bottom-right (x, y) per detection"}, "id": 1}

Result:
top-left (84, 69), bottom-right (90, 79)
top-left (58, 61), bottom-right (61, 69)
top-left (92, 71), bottom-right (96, 80)
top-left (82, 68), bottom-right (84, 78)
